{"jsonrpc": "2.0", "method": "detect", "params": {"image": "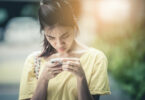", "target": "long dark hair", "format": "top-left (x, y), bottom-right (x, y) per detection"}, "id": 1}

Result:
top-left (38, 0), bottom-right (79, 57)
